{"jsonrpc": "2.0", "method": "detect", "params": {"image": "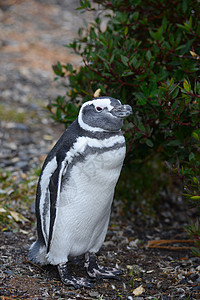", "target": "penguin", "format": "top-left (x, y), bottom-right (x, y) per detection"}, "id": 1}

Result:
top-left (28, 96), bottom-right (132, 288)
